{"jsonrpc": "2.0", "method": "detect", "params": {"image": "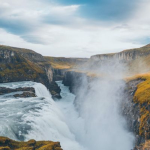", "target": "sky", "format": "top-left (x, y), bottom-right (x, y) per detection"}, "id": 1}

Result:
top-left (0, 0), bottom-right (150, 57)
